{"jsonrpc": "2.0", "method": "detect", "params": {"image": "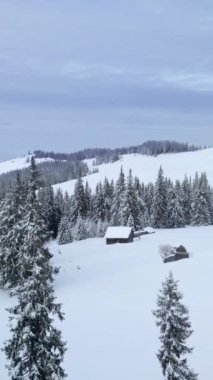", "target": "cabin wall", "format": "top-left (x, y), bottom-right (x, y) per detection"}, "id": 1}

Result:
top-left (106, 237), bottom-right (132, 245)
